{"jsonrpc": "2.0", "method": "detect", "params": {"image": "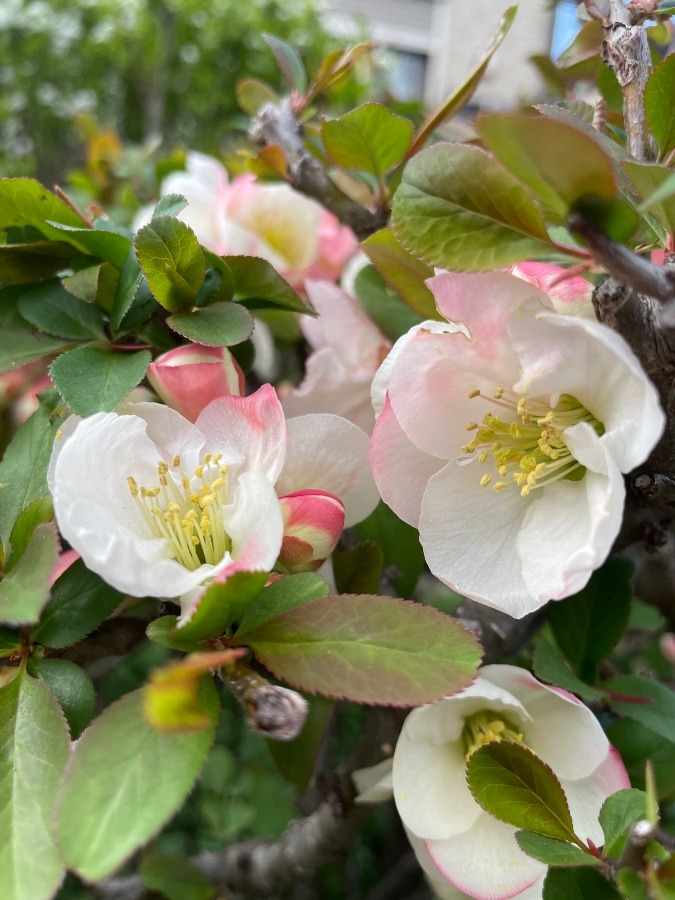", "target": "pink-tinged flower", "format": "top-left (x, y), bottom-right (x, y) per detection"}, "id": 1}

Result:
top-left (509, 262), bottom-right (595, 320)
top-left (147, 343), bottom-right (244, 423)
top-left (355, 665), bottom-right (629, 900)
top-left (135, 152), bottom-right (357, 290)
top-left (48, 549), bottom-right (80, 587)
top-left (370, 270), bottom-right (664, 618)
top-left (277, 490), bottom-right (345, 573)
top-left (281, 281), bottom-right (391, 433)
